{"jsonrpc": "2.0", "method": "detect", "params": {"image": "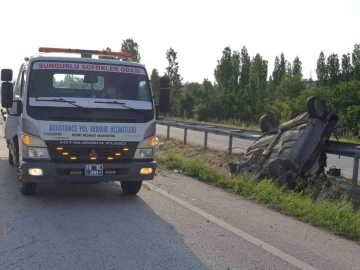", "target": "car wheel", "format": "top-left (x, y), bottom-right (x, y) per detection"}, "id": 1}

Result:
top-left (8, 149), bottom-right (14, 165)
top-left (20, 181), bottom-right (37, 195)
top-left (259, 114), bottom-right (278, 133)
top-left (268, 158), bottom-right (297, 189)
top-left (307, 96), bottom-right (327, 121)
top-left (121, 181), bottom-right (142, 195)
